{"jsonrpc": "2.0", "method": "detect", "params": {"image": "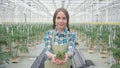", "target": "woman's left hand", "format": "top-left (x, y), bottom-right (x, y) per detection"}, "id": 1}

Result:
top-left (58, 53), bottom-right (68, 65)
